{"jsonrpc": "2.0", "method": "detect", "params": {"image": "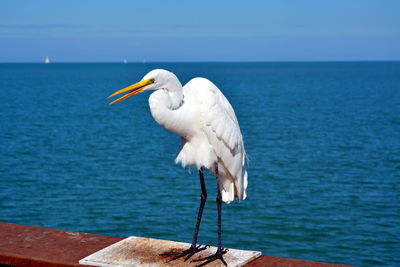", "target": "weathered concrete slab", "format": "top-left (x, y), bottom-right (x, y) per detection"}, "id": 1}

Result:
top-left (79, 236), bottom-right (262, 267)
